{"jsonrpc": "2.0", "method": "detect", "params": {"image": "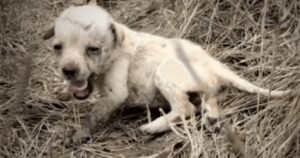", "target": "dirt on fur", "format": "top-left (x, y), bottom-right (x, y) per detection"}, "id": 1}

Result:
top-left (1, 0), bottom-right (300, 157)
